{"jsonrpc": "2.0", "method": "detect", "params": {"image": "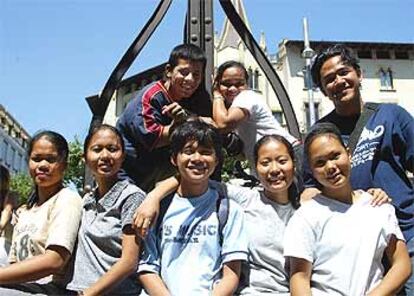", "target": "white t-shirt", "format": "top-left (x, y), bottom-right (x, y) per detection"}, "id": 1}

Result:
top-left (227, 185), bottom-right (295, 295)
top-left (9, 187), bottom-right (82, 283)
top-left (231, 90), bottom-right (298, 173)
top-left (283, 191), bottom-right (404, 296)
